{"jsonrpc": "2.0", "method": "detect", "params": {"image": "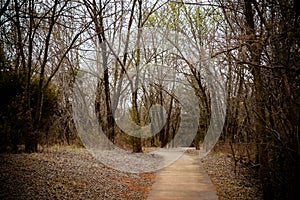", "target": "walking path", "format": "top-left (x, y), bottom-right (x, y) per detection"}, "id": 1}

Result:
top-left (147, 151), bottom-right (218, 200)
